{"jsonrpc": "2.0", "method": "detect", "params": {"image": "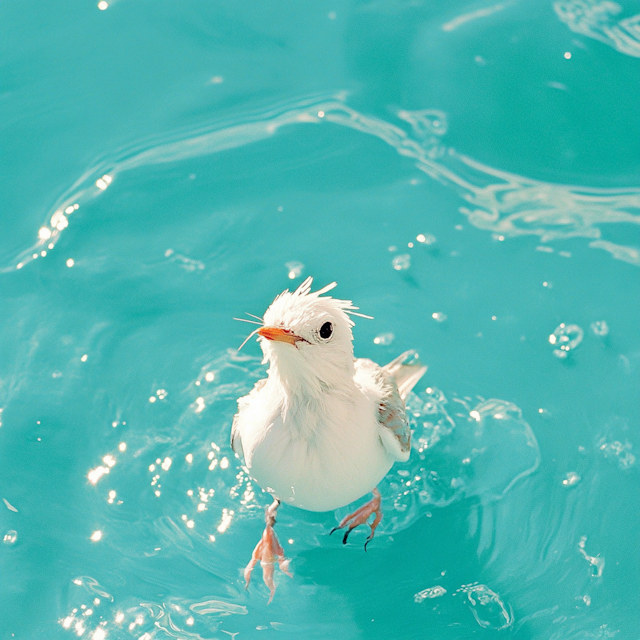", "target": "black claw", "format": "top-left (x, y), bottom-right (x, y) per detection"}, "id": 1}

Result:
top-left (364, 538), bottom-right (372, 552)
top-left (329, 527), bottom-right (339, 536)
top-left (342, 529), bottom-right (351, 545)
